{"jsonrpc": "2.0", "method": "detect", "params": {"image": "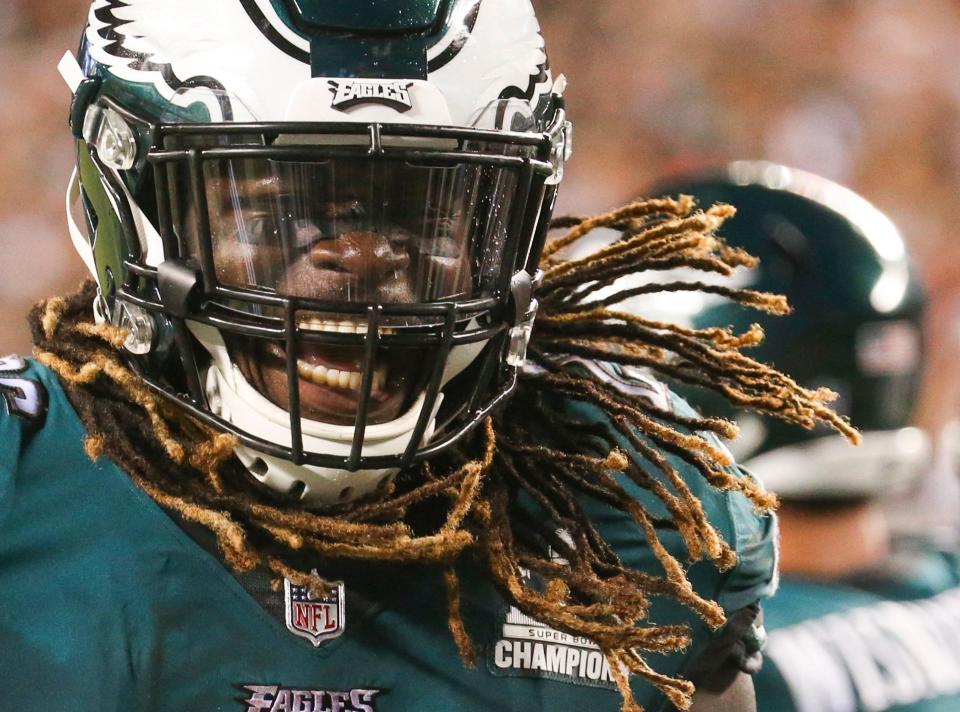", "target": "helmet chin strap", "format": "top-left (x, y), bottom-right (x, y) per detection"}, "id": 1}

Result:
top-left (744, 427), bottom-right (932, 500)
